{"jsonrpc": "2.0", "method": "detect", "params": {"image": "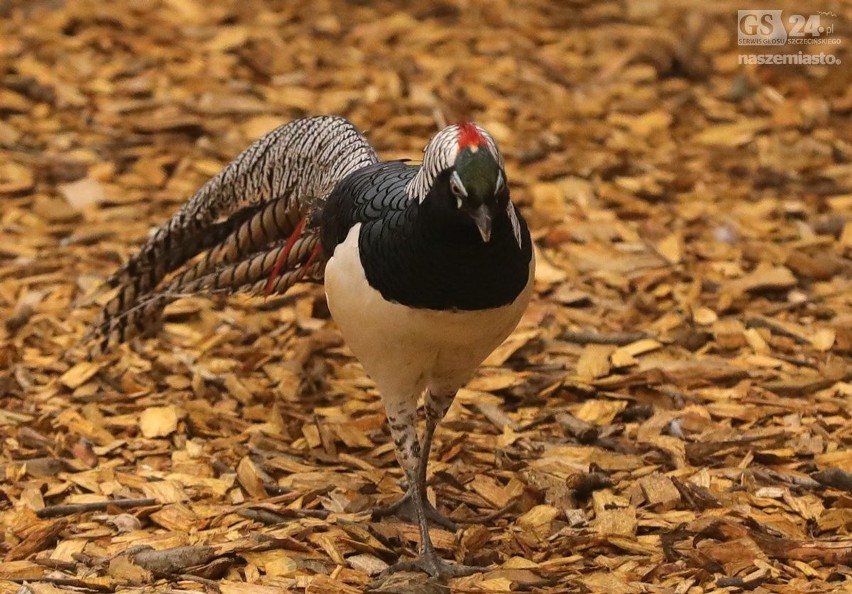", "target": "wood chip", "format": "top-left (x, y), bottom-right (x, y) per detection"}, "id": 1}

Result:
top-left (59, 362), bottom-right (102, 390)
top-left (577, 344), bottom-right (615, 380)
top-left (2, 3), bottom-right (848, 592)
top-left (139, 406), bottom-right (179, 439)
top-left (58, 177), bottom-right (106, 210)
